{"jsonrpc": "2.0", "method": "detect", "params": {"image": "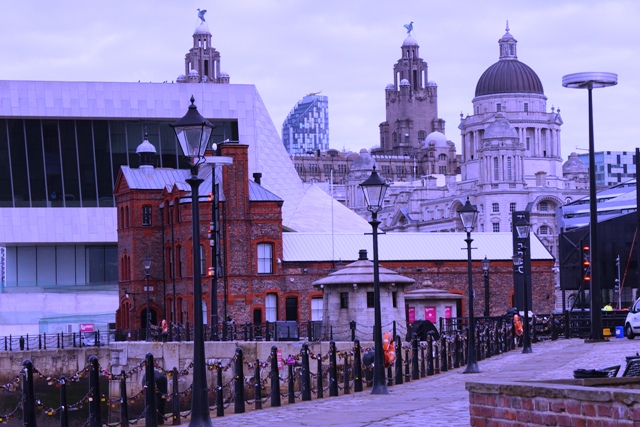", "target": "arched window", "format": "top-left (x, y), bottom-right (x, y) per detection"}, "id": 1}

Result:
top-left (539, 225), bottom-right (550, 235)
top-left (438, 154), bottom-right (447, 161)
